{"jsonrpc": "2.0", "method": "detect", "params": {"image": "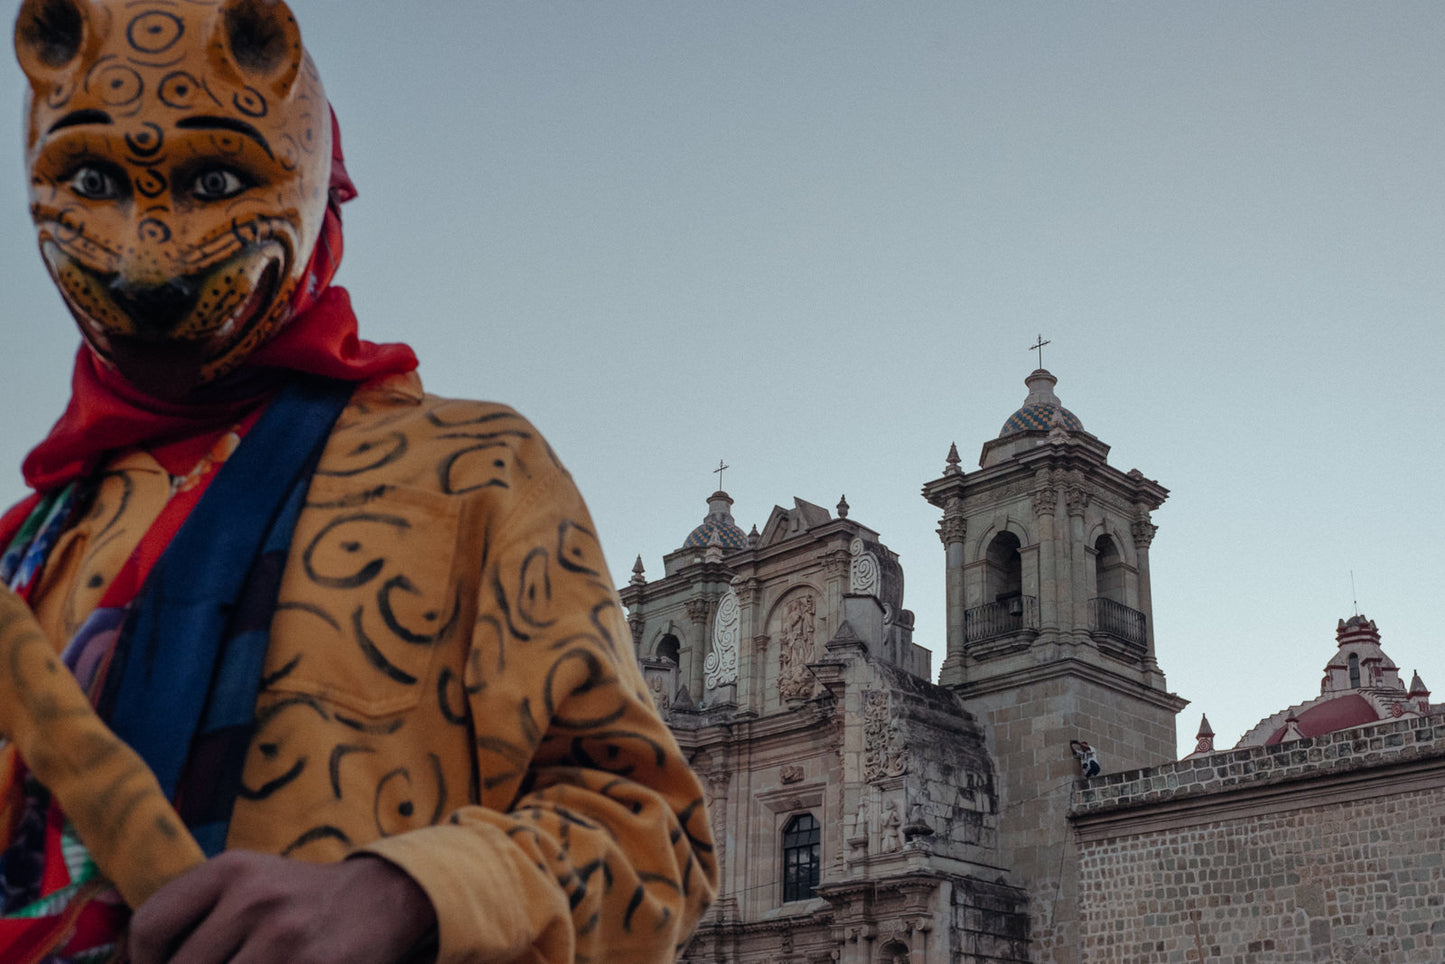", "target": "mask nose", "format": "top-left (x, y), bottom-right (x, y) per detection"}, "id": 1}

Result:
top-left (108, 277), bottom-right (200, 336)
